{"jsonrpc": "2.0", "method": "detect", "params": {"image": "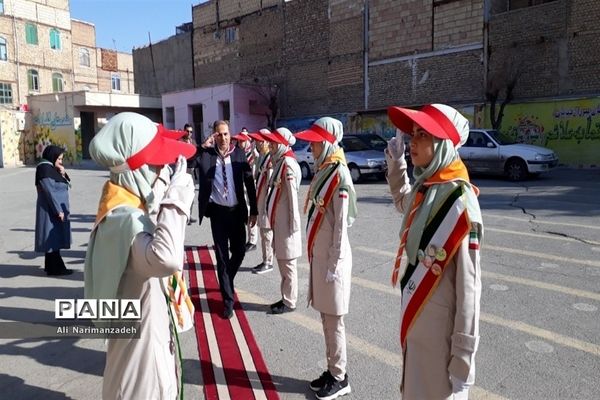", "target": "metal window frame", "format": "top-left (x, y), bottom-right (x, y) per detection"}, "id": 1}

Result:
top-left (52, 73), bottom-right (63, 92)
top-left (0, 82), bottom-right (12, 104)
top-left (28, 69), bottom-right (39, 91)
top-left (50, 29), bottom-right (61, 50)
